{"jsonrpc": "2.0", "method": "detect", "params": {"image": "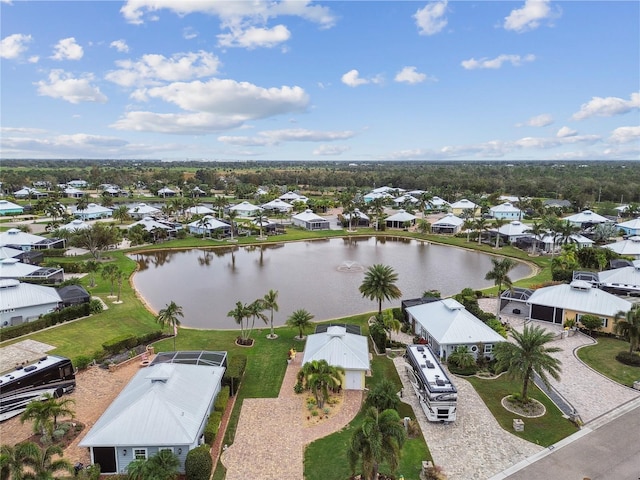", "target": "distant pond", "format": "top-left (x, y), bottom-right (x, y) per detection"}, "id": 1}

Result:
top-left (130, 237), bottom-right (532, 330)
